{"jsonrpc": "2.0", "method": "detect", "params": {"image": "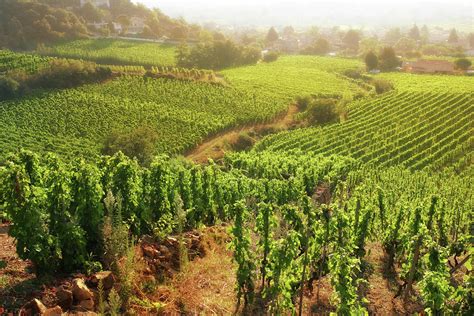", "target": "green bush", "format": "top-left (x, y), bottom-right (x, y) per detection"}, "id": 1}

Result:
top-left (263, 51), bottom-right (279, 63)
top-left (0, 75), bottom-right (20, 99)
top-left (306, 98), bottom-right (340, 125)
top-left (27, 59), bottom-right (112, 90)
top-left (103, 126), bottom-right (158, 166)
top-left (295, 95), bottom-right (312, 111)
top-left (454, 58), bottom-right (472, 71)
top-left (372, 78), bottom-right (394, 94)
top-left (231, 132), bottom-right (255, 151)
